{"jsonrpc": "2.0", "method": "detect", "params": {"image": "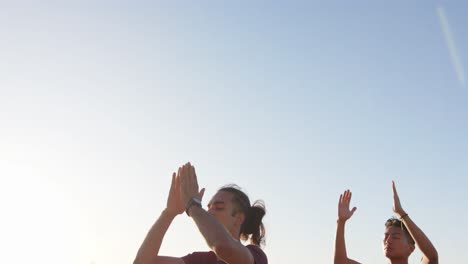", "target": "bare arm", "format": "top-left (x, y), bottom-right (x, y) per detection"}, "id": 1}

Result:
top-left (392, 181), bottom-right (438, 264)
top-left (334, 190), bottom-right (361, 264)
top-left (180, 162), bottom-right (254, 264)
top-left (133, 173), bottom-right (185, 264)
top-left (189, 205), bottom-right (254, 264)
top-left (335, 221), bottom-right (361, 264)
